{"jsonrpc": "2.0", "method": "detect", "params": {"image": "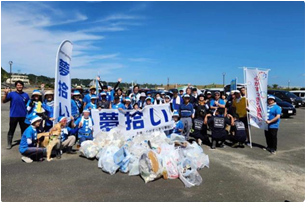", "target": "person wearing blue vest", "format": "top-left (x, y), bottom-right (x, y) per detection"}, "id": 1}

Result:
top-left (42, 90), bottom-right (55, 132)
top-left (264, 95), bottom-right (282, 155)
top-left (54, 116), bottom-right (78, 158)
top-left (83, 86), bottom-right (96, 108)
top-left (171, 89), bottom-right (183, 112)
top-left (2, 80), bottom-right (30, 149)
top-left (146, 91), bottom-right (154, 103)
top-left (85, 94), bottom-right (97, 116)
top-left (19, 116), bottom-right (46, 163)
top-left (25, 90), bottom-right (44, 132)
top-left (179, 94), bottom-right (194, 140)
top-left (112, 96), bottom-right (126, 110)
top-left (71, 90), bottom-right (83, 121)
top-left (74, 110), bottom-right (94, 145)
